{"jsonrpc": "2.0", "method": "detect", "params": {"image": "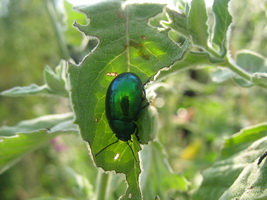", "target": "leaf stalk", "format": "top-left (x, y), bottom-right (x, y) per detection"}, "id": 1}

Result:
top-left (44, 0), bottom-right (70, 60)
top-left (95, 170), bottom-right (112, 200)
top-left (224, 57), bottom-right (251, 81)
